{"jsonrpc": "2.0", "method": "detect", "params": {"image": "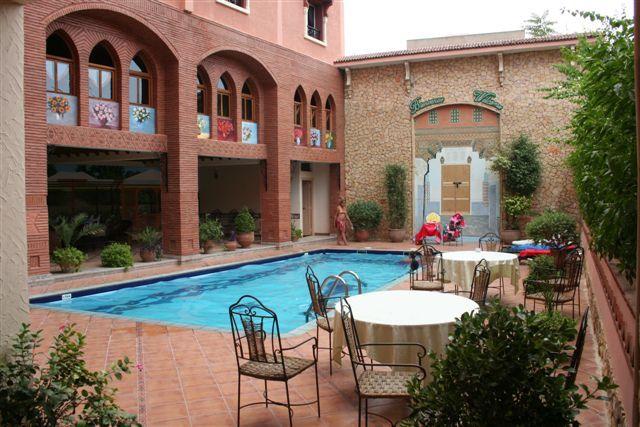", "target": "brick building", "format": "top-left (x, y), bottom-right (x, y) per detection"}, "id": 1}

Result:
top-left (26, 0), bottom-right (345, 275)
top-left (337, 31), bottom-right (582, 238)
